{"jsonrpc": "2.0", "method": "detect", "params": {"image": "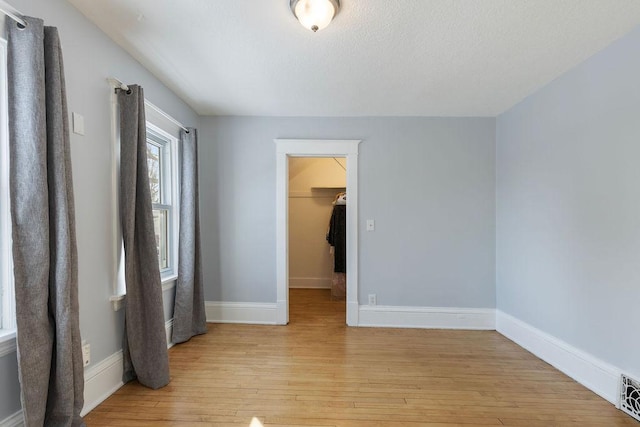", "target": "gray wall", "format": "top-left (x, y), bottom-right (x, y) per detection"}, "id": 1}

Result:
top-left (1, 0), bottom-right (198, 420)
top-left (0, 352), bottom-right (20, 421)
top-left (200, 117), bottom-right (496, 307)
top-left (496, 26), bottom-right (640, 379)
